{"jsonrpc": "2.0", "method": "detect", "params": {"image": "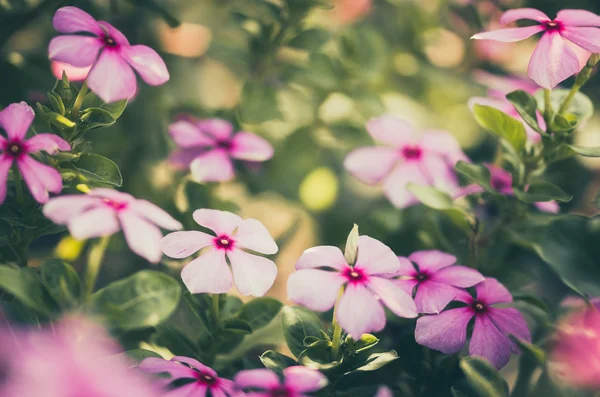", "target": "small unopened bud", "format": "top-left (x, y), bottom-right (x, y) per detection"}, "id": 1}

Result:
top-left (344, 224), bottom-right (359, 266)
